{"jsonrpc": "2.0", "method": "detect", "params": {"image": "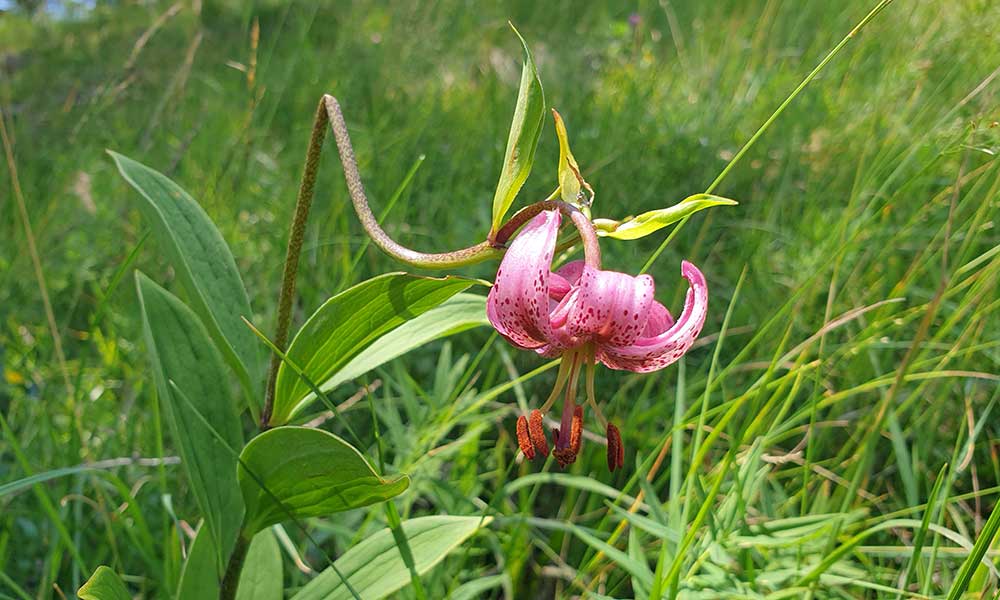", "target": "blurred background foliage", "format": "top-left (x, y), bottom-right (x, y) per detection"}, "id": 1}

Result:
top-left (1, 0), bottom-right (998, 597)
